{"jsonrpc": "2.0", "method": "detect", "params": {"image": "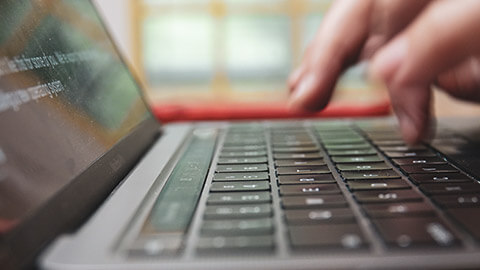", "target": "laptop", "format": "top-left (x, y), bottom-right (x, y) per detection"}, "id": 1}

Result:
top-left (2, 0), bottom-right (480, 269)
